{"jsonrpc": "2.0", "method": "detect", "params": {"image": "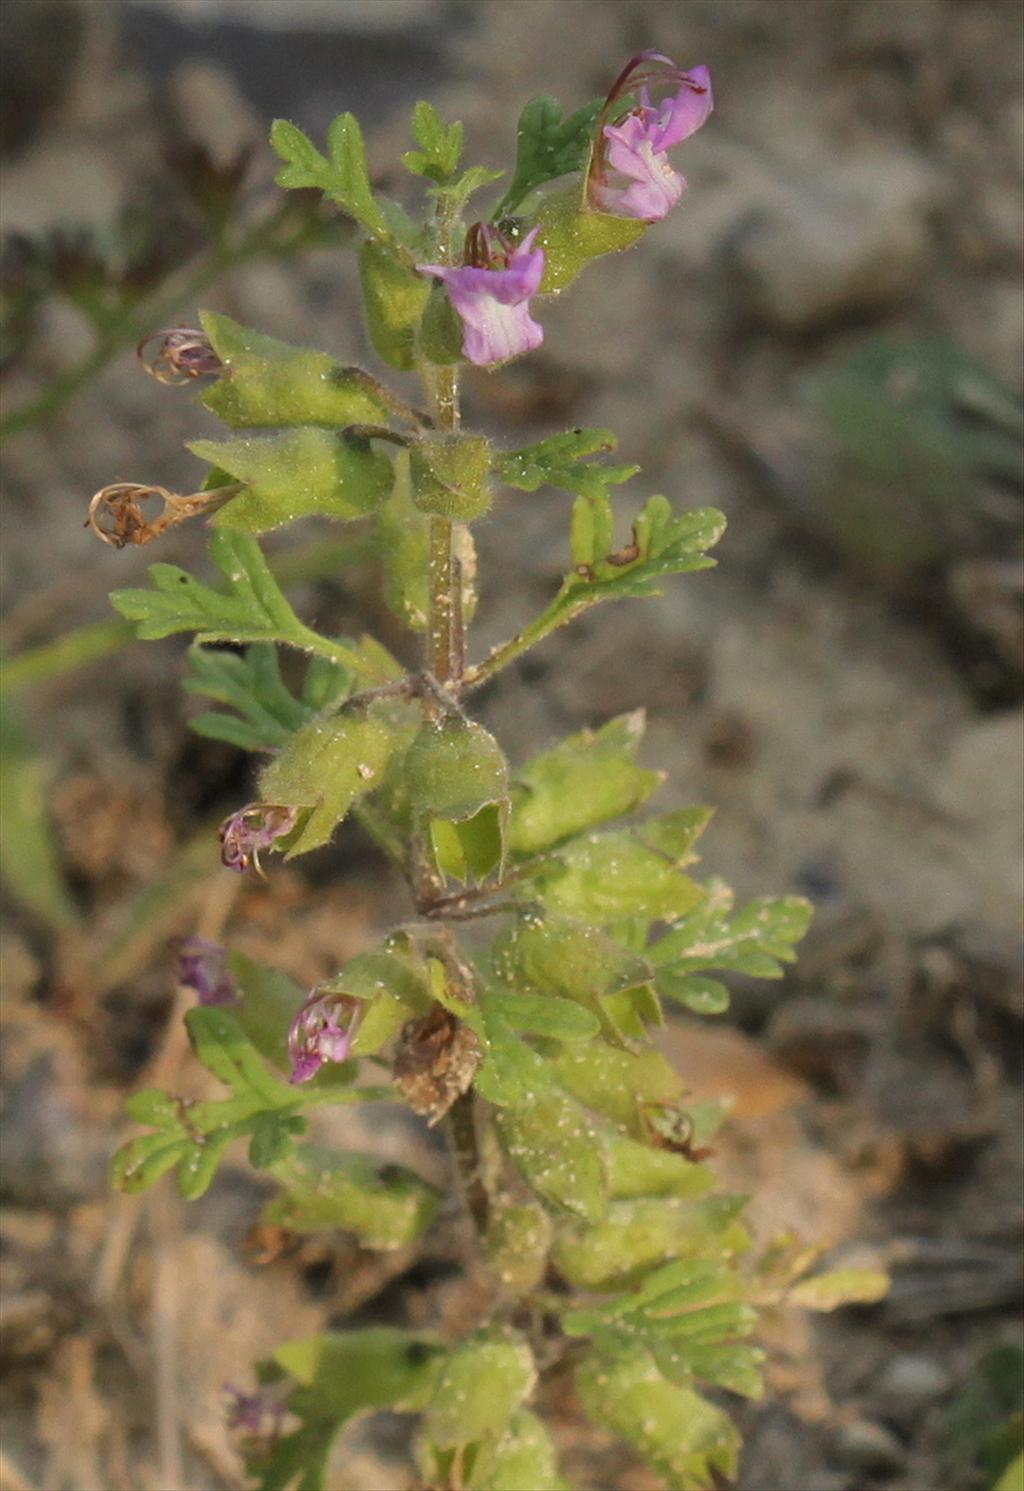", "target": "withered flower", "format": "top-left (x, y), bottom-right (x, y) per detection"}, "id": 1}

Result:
top-left (86, 480), bottom-right (241, 548)
top-left (218, 803), bottom-right (299, 875)
top-left (137, 326), bottom-right (223, 385)
top-left (393, 1004), bottom-right (481, 1126)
